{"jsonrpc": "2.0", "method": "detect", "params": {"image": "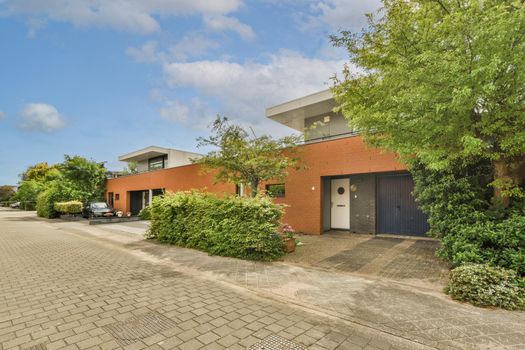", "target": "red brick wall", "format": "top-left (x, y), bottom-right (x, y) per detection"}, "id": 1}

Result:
top-left (107, 136), bottom-right (406, 234)
top-left (106, 164), bottom-right (236, 214)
